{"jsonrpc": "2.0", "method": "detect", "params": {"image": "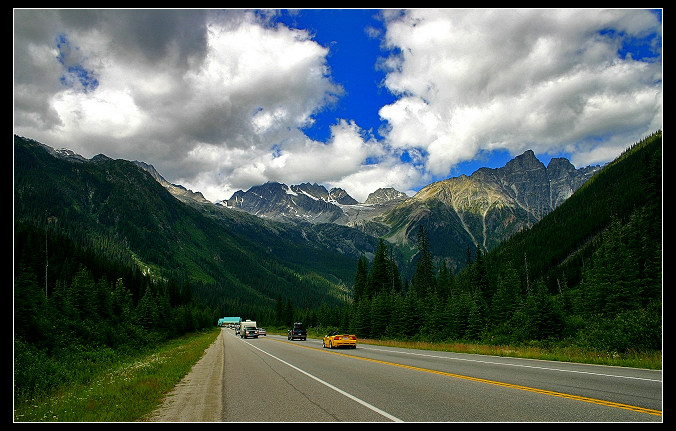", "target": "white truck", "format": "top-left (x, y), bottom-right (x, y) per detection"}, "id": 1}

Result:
top-left (239, 320), bottom-right (258, 338)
